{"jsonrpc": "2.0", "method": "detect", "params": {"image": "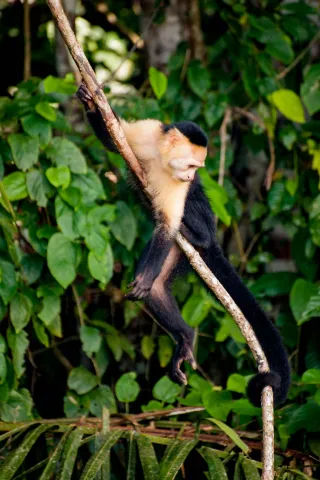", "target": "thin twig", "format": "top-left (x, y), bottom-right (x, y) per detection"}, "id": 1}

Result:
top-left (72, 284), bottom-right (85, 326)
top-left (46, 2), bottom-right (275, 477)
top-left (276, 31), bottom-right (320, 80)
top-left (232, 106), bottom-right (276, 190)
top-left (265, 134), bottom-right (276, 190)
top-left (23, 0), bottom-right (31, 80)
top-left (218, 107), bottom-right (232, 186)
top-left (108, 2), bottom-right (163, 83)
